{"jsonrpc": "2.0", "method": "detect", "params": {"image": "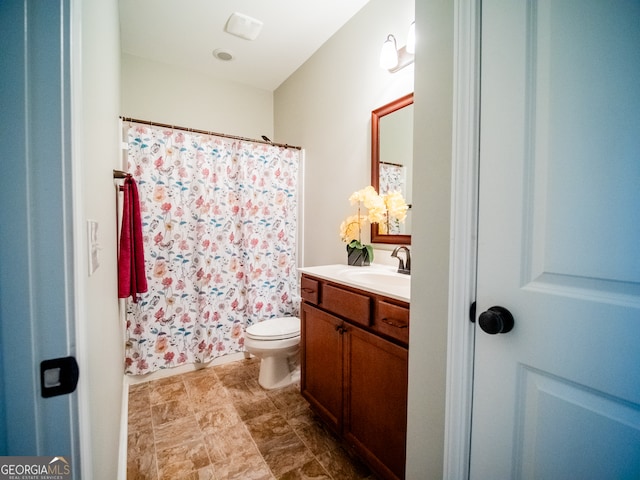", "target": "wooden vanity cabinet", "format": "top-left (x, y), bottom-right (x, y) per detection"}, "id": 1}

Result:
top-left (300, 303), bottom-right (344, 433)
top-left (345, 323), bottom-right (408, 480)
top-left (300, 273), bottom-right (409, 480)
